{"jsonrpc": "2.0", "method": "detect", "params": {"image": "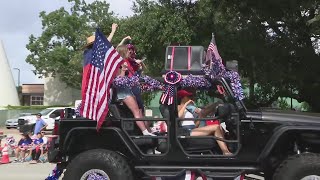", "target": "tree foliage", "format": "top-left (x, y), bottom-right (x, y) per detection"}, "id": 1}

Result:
top-left (26, 0), bottom-right (116, 88)
top-left (26, 0), bottom-right (320, 111)
top-left (220, 0), bottom-right (320, 111)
